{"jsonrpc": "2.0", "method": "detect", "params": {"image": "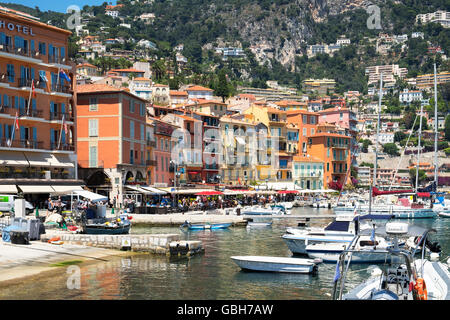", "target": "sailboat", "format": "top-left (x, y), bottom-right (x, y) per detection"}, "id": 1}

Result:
top-left (335, 72), bottom-right (437, 219)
